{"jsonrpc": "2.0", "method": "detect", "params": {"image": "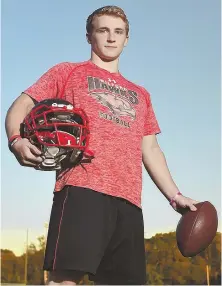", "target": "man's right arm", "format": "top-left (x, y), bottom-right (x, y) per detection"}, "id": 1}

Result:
top-left (5, 92), bottom-right (35, 138)
top-left (5, 92), bottom-right (43, 167)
